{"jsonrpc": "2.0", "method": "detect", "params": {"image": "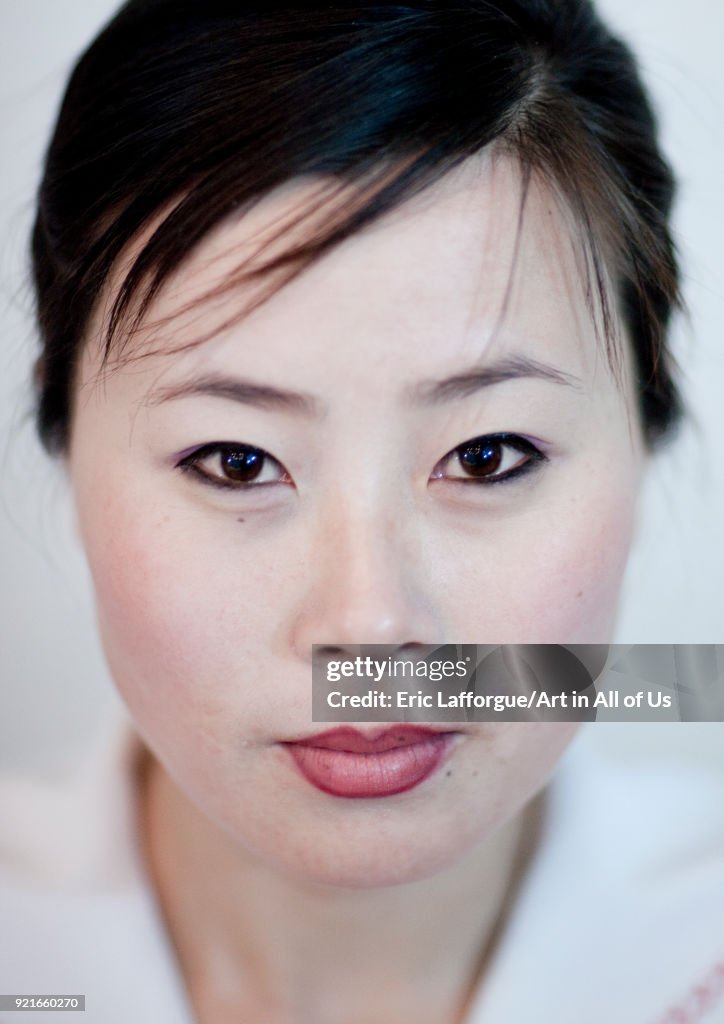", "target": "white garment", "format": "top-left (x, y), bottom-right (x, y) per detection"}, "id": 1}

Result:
top-left (1, 713), bottom-right (723, 1024)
